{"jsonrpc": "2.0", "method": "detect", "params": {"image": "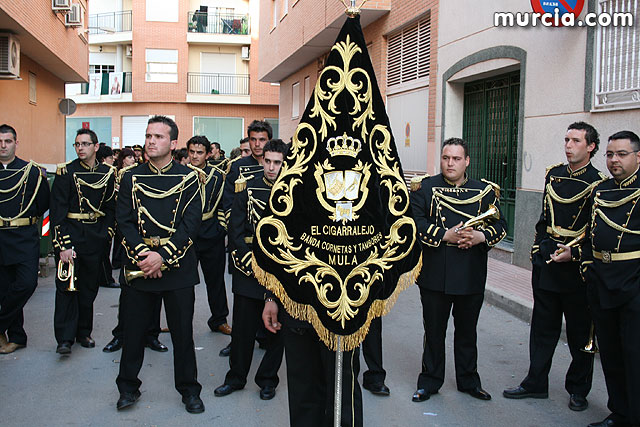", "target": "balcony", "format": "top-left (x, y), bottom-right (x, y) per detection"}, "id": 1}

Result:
top-left (186, 72), bottom-right (250, 104)
top-left (187, 13), bottom-right (251, 45)
top-left (88, 10), bottom-right (133, 45)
